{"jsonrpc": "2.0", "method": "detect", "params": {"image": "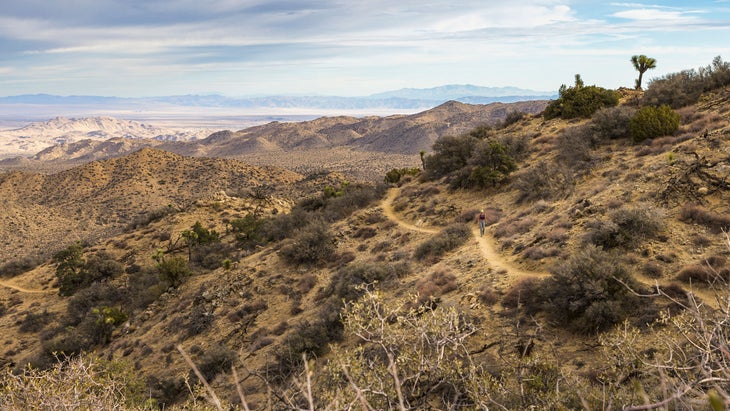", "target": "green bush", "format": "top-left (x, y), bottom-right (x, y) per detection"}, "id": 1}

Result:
top-left (384, 167), bottom-right (420, 184)
top-left (541, 245), bottom-right (639, 333)
top-left (230, 213), bottom-right (267, 249)
top-left (629, 104), bottom-right (680, 143)
top-left (424, 131), bottom-right (518, 189)
top-left (544, 76), bottom-right (619, 119)
top-left (463, 140), bottom-right (517, 189)
top-left (424, 134), bottom-right (479, 179)
top-left (182, 221), bottom-right (220, 247)
top-left (53, 245), bottom-right (123, 297)
top-left (155, 255), bottom-right (191, 288)
top-left (279, 220), bottom-right (335, 266)
top-left (413, 224), bottom-right (471, 261)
